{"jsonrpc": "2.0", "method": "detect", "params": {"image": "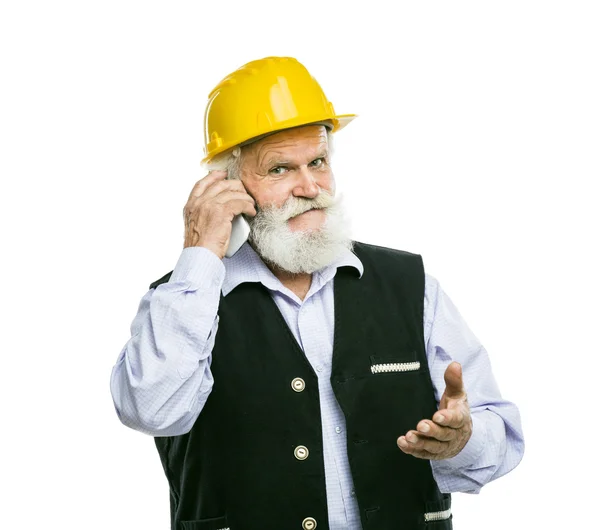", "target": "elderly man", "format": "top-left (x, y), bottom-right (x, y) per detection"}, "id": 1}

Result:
top-left (110, 57), bottom-right (524, 530)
